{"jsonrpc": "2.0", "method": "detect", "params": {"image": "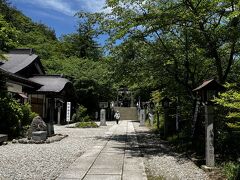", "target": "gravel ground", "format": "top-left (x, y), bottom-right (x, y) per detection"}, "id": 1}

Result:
top-left (133, 121), bottom-right (210, 180)
top-left (0, 121), bottom-right (115, 180)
